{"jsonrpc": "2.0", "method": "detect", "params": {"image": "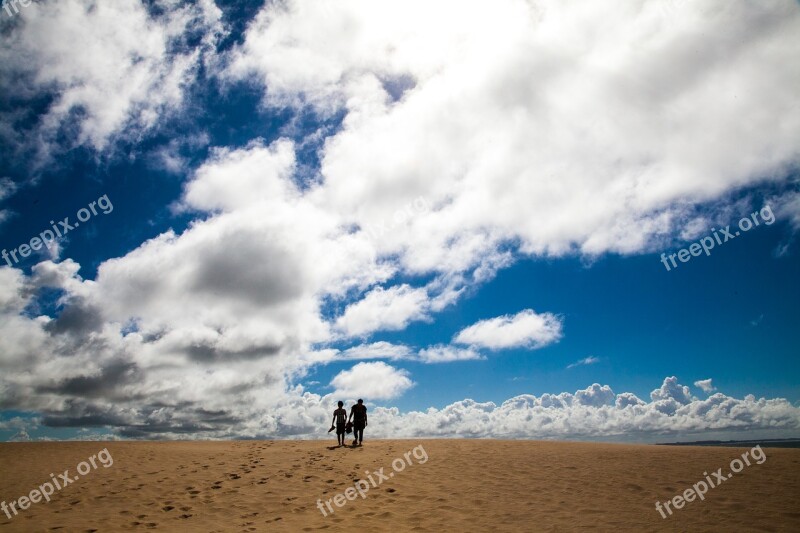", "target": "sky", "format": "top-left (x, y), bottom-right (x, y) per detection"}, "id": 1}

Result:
top-left (0, 0), bottom-right (799, 443)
